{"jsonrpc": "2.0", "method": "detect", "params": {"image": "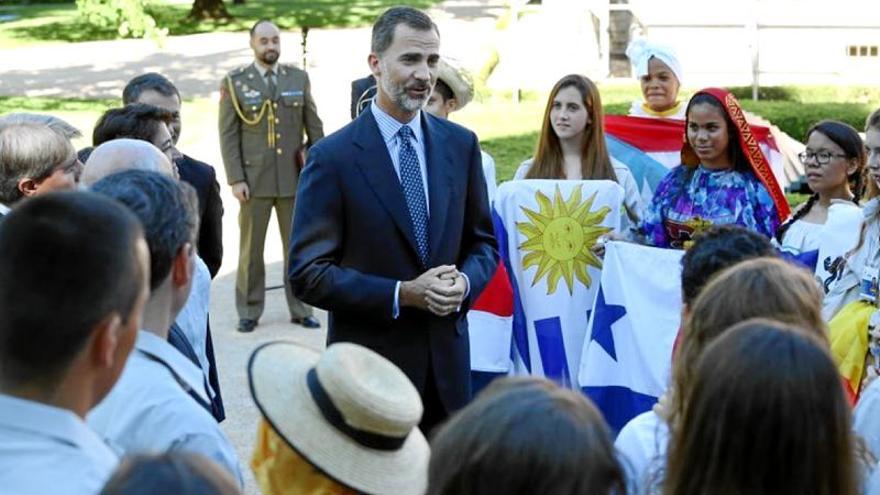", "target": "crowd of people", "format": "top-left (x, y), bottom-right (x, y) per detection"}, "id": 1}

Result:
top-left (2, 4), bottom-right (880, 495)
